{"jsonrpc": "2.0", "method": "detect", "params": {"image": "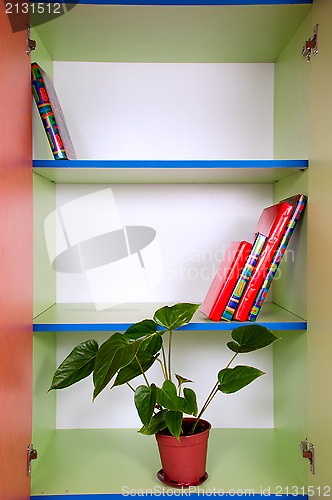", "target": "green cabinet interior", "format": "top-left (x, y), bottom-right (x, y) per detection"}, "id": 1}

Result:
top-left (31, 2), bottom-right (312, 496)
